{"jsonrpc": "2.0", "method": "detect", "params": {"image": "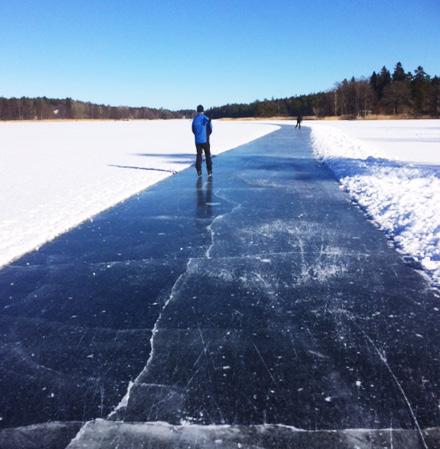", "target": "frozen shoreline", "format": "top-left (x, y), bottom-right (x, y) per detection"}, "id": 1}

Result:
top-left (0, 119), bottom-right (279, 268)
